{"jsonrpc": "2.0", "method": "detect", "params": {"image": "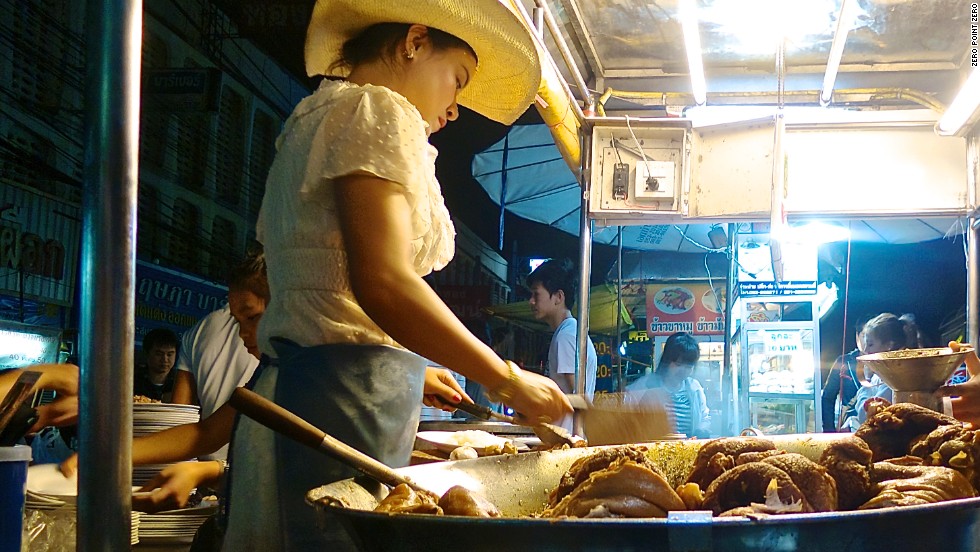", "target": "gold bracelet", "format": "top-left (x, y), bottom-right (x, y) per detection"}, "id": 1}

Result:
top-left (487, 360), bottom-right (521, 404)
